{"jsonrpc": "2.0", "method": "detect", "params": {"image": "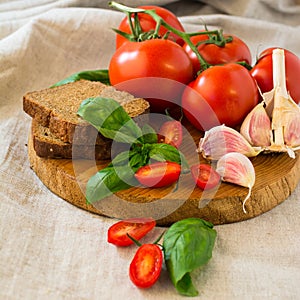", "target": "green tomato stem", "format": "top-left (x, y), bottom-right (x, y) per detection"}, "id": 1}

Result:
top-left (126, 233), bottom-right (142, 247)
top-left (153, 231), bottom-right (165, 245)
top-left (142, 9), bottom-right (210, 71)
top-left (127, 12), bottom-right (136, 39)
top-left (109, 1), bottom-right (234, 72)
top-left (236, 61), bottom-right (252, 70)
